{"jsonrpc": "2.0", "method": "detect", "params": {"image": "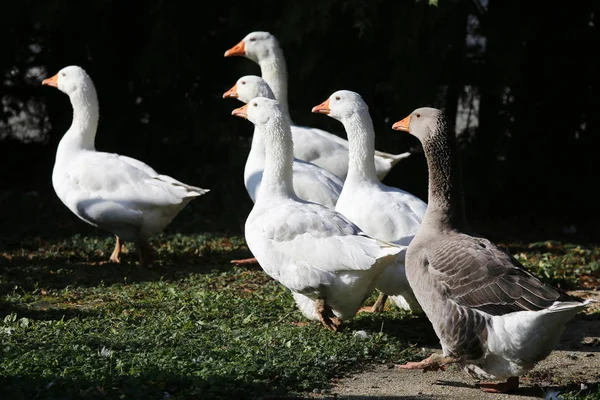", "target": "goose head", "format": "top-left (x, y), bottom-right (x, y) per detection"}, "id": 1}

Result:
top-left (42, 65), bottom-right (93, 96)
top-left (392, 107), bottom-right (446, 142)
top-left (232, 97), bottom-right (282, 128)
top-left (312, 90), bottom-right (368, 121)
top-left (223, 75), bottom-right (275, 104)
top-left (224, 31), bottom-right (278, 63)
